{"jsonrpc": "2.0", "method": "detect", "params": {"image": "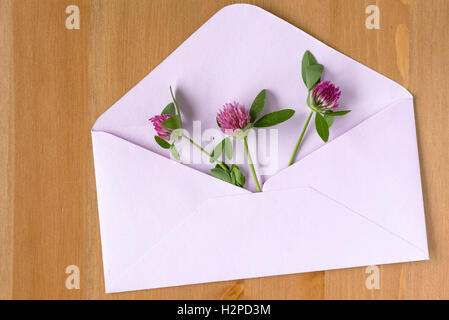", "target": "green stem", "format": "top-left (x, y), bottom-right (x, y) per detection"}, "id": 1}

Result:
top-left (243, 136), bottom-right (262, 192)
top-left (181, 134), bottom-right (228, 171)
top-left (170, 88), bottom-right (228, 170)
top-left (288, 110), bottom-right (314, 166)
top-left (170, 86), bottom-right (182, 126)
